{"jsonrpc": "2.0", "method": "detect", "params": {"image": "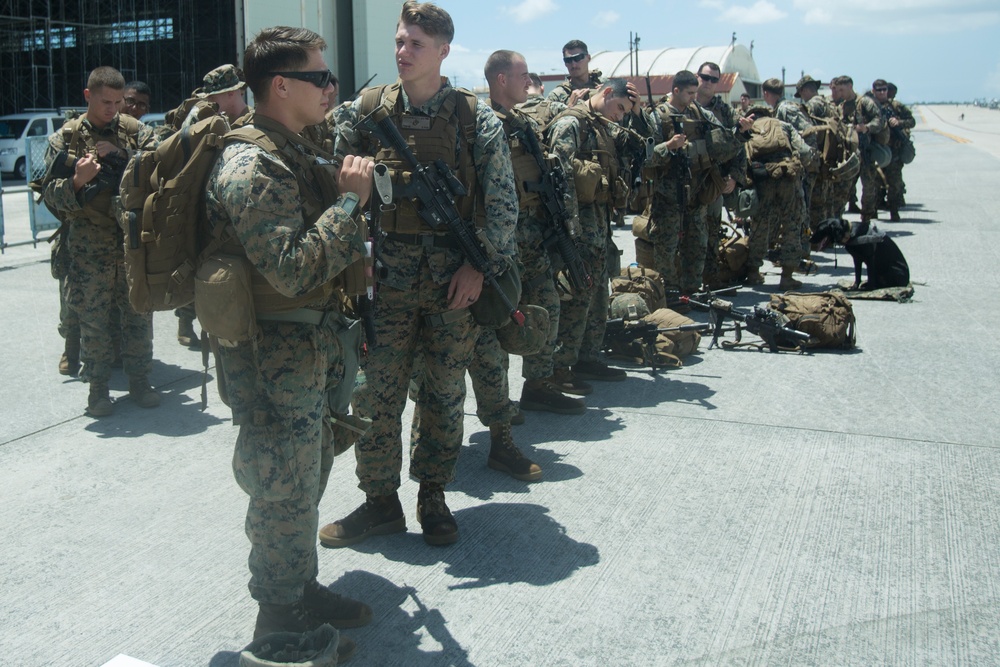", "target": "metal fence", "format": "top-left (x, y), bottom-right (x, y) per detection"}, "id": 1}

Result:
top-left (25, 136), bottom-right (60, 246)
